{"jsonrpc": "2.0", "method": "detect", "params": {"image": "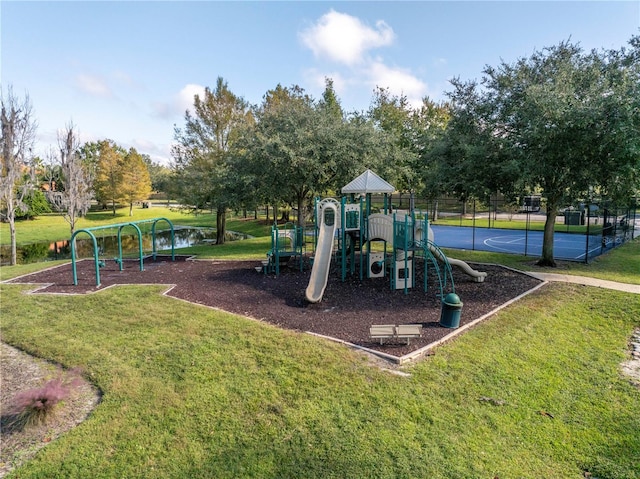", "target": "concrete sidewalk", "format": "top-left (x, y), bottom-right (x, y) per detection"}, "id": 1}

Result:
top-left (526, 272), bottom-right (640, 294)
